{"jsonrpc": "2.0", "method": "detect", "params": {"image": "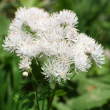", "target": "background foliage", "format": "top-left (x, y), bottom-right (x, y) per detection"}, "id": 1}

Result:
top-left (0, 0), bottom-right (110, 110)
